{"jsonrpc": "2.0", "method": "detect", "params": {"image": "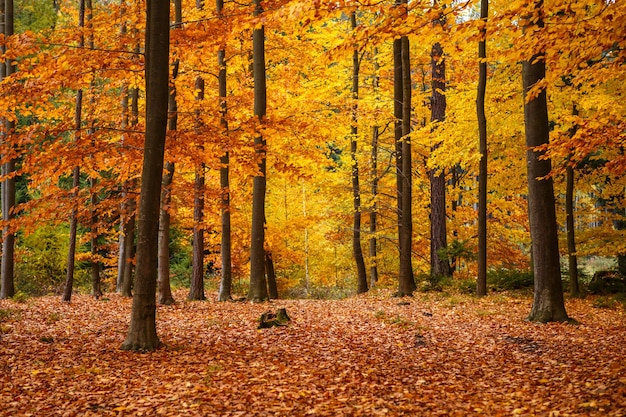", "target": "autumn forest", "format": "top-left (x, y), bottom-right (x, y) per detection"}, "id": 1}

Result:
top-left (0, 0), bottom-right (625, 413)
